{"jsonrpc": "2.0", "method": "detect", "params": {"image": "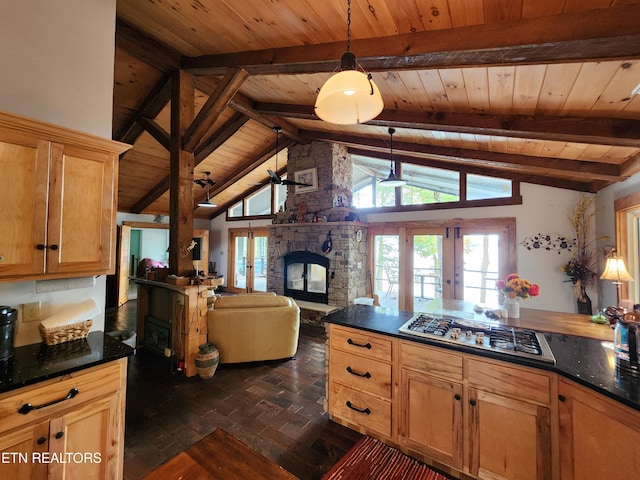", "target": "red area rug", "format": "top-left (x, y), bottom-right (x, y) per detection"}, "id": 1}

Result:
top-left (322, 436), bottom-right (451, 480)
